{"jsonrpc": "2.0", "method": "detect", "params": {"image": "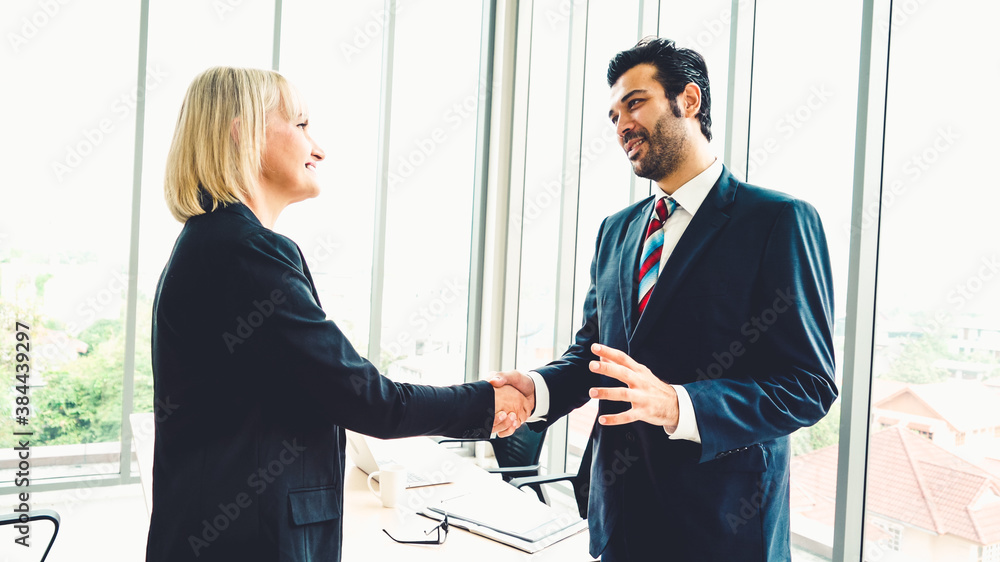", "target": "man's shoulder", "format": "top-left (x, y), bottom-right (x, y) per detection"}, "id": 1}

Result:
top-left (602, 196), bottom-right (653, 232)
top-left (731, 178), bottom-right (821, 219)
top-left (733, 177), bottom-right (795, 205)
